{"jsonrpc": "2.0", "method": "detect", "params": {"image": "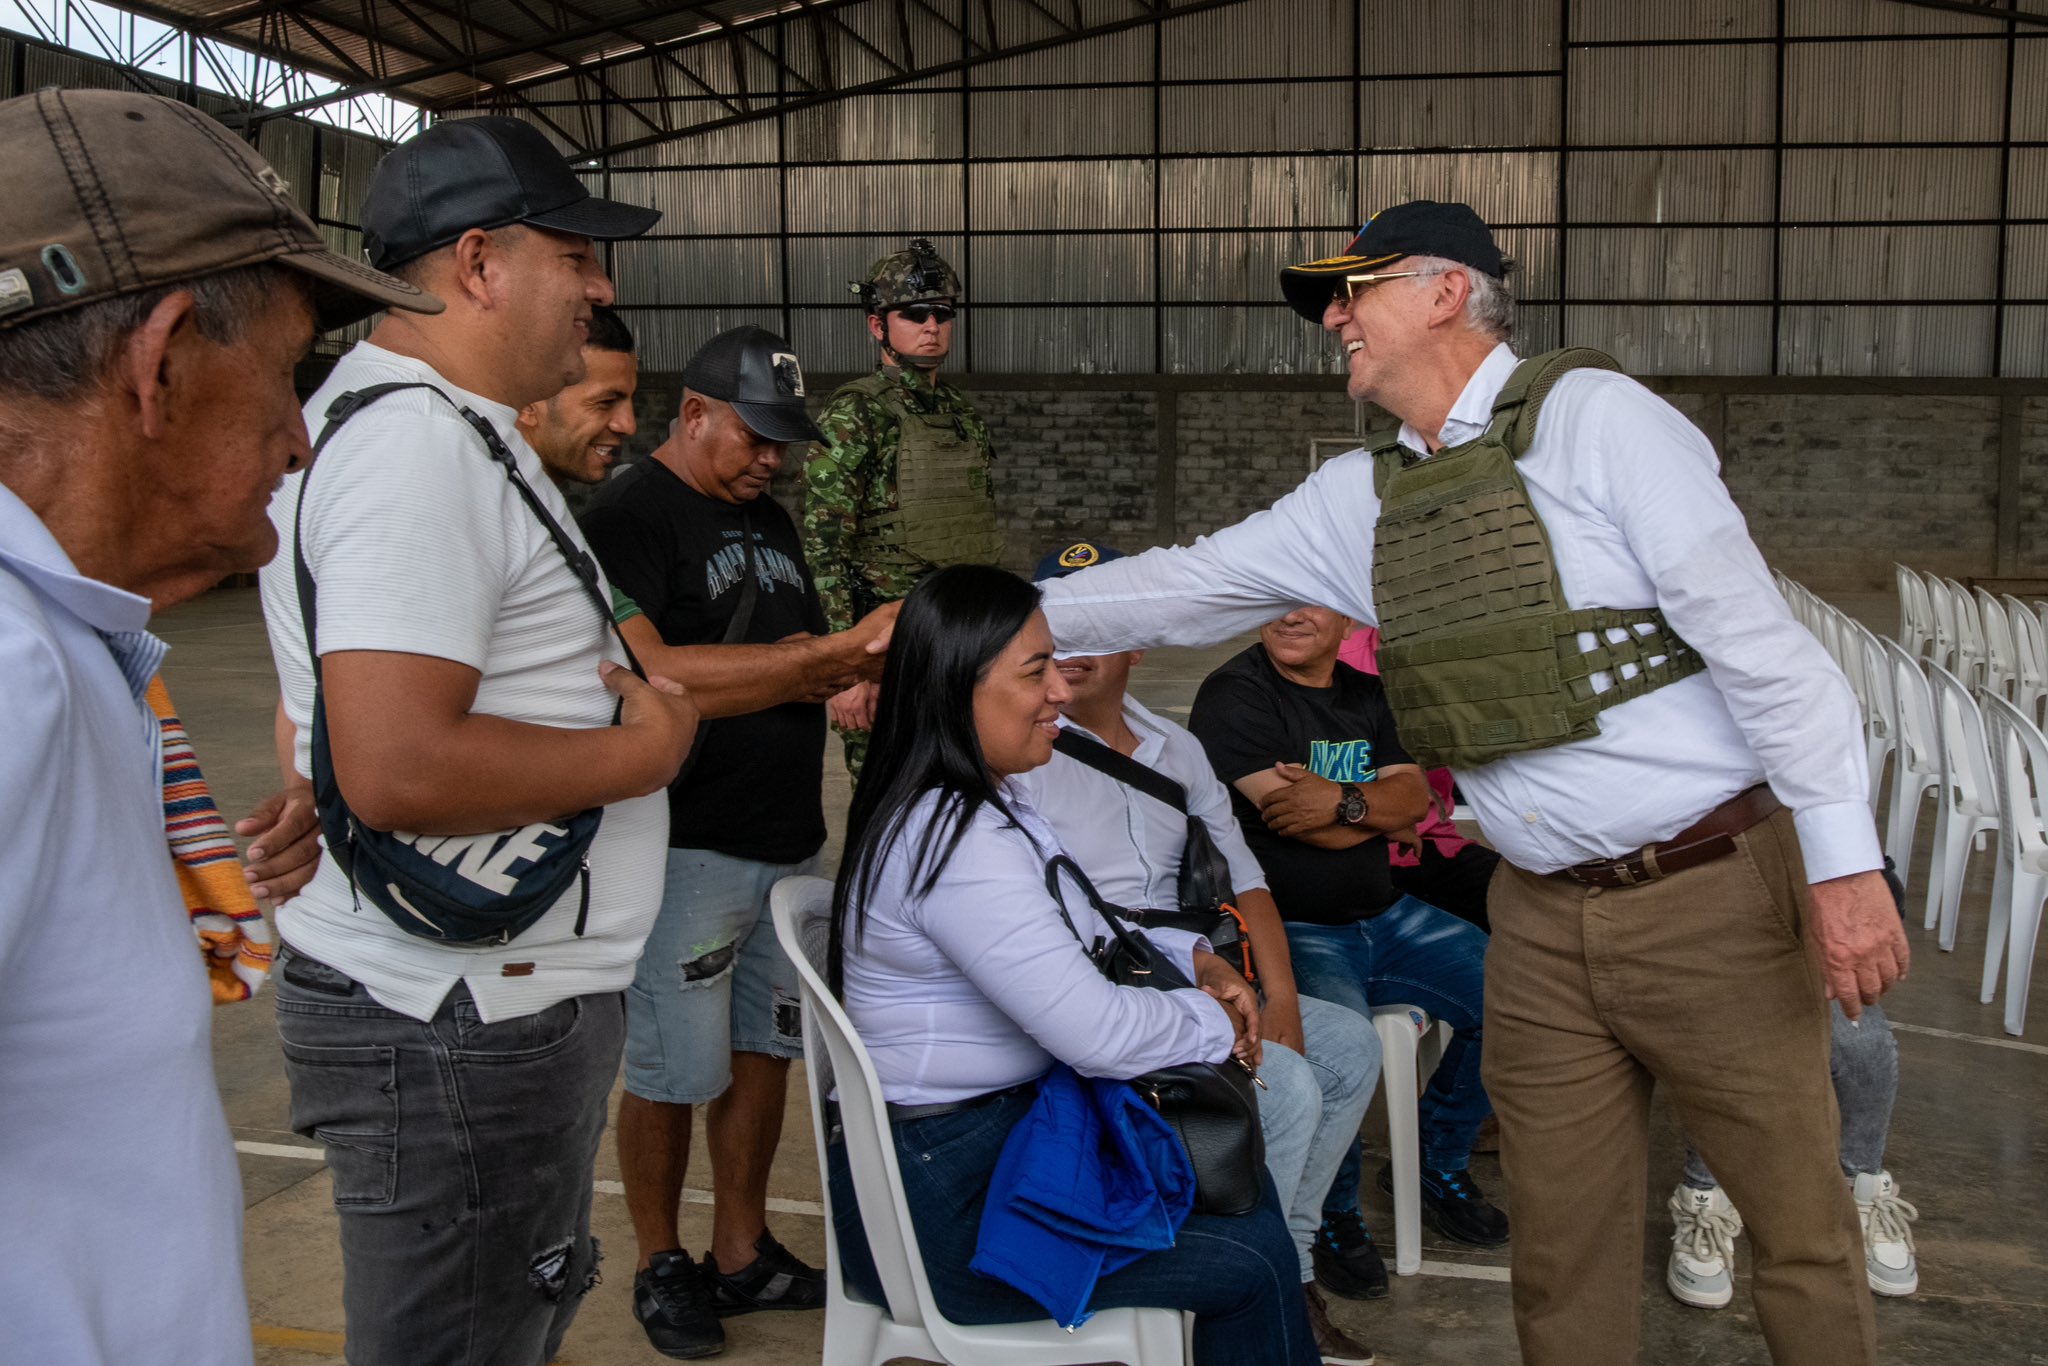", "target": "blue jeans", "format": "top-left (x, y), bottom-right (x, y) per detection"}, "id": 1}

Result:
top-left (272, 946), bottom-right (623, 1366)
top-left (826, 1087), bottom-right (1318, 1366)
top-left (1258, 995), bottom-right (1381, 1279)
top-left (1285, 896), bottom-right (1493, 1206)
